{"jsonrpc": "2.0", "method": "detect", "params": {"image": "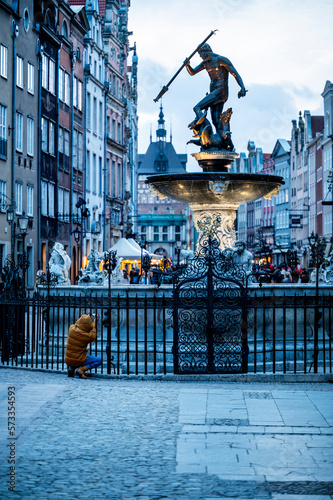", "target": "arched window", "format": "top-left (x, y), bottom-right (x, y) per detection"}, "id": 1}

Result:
top-left (76, 46), bottom-right (80, 60)
top-left (61, 20), bottom-right (68, 38)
